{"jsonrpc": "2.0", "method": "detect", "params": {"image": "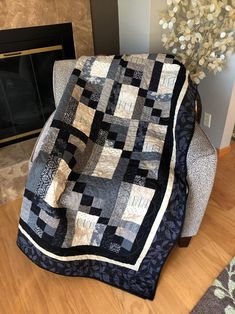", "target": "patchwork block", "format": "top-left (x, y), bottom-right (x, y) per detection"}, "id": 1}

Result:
top-left (90, 59), bottom-right (111, 78)
top-left (73, 103), bottom-right (95, 136)
top-left (121, 184), bottom-right (155, 225)
top-left (92, 147), bottom-right (122, 179)
top-left (114, 85), bottom-right (139, 119)
top-left (72, 211), bottom-right (100, 246)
